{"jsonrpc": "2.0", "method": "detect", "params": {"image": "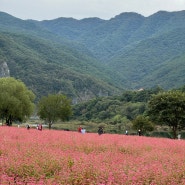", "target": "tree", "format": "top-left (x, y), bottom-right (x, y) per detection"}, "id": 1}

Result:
top-left (0, 77), bottom-right (35, 125)
top-left (132, 115), bottom-right (154, 135)
top-left (147, 91), bottom-right (185, 139)
top-left (37, 94), bottom-right (72, 129)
